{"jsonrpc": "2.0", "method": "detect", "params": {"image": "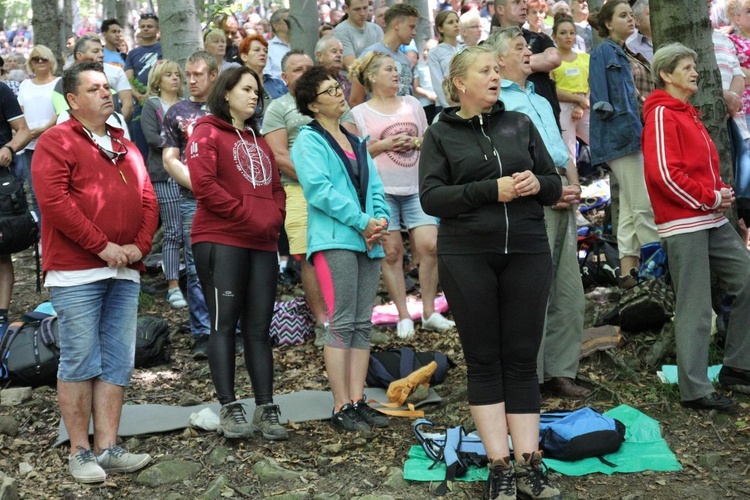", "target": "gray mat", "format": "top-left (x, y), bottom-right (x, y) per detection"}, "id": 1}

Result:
top-left (54, 387), bottom-right (442, 446)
